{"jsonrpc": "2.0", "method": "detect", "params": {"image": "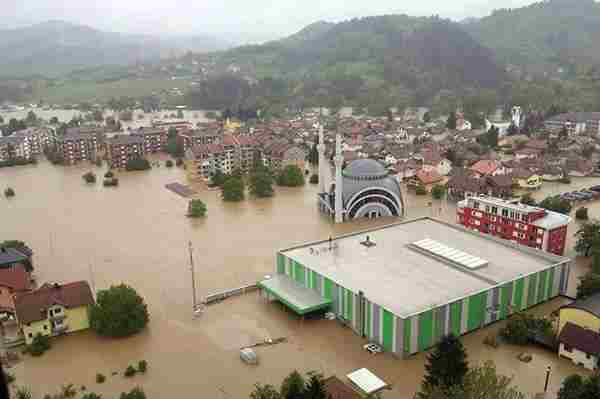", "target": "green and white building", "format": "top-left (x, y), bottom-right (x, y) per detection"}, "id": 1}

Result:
top-left (258, 217), bottom-right (570, 357)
